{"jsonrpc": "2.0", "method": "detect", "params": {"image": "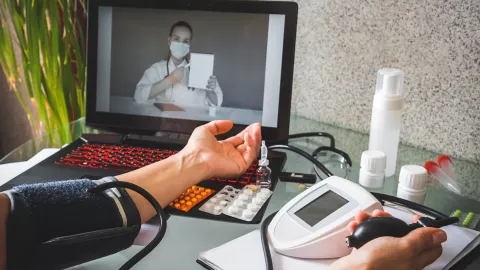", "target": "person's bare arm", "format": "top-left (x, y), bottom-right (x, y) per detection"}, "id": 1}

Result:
top-left (0, 120), bottom-right (260, 267)
top-left (0, 194), bottom-right (9, 270)
top-left (148, 68), bottom-right (184, 99)
top-left (118, 120), bottom-right (261, 222)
